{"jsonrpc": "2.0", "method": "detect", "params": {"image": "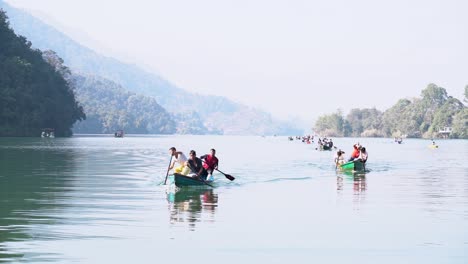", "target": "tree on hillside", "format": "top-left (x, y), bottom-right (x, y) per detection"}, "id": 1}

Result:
top-left (382, 99), bottom-right (413, 137)
top-left (314, 110), bottom-right (347, 137)
top-left (71, 74), bottom-right (176, 134)
top-left (427, 97), bottom-right (465, 137)
top-left (42, 50), bottom-right (71, 79)
top-left (418, 84), bottom-right (449, 136)
top-left (451, 108), bottom-right (468, 138)
top-left (346, 108), bottom-right (383, 137)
